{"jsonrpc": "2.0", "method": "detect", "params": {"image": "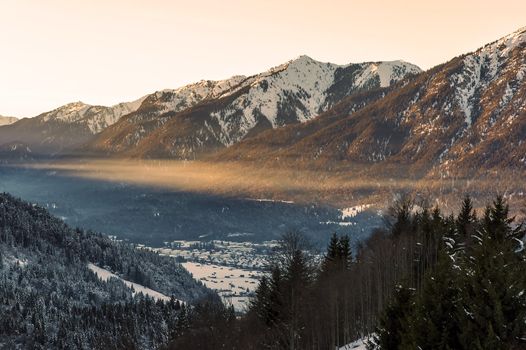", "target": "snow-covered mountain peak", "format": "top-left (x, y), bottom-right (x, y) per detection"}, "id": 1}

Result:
top-left (478, 26), bottom-right (526, 59)
top-left (40, 101), bottom-right (91, 123)
top-left (60, 101), bottom-right (89, 110)
top-left (169, 75), bottom-right (247, 97)
top-left (144, 75), bottom-right (250, 116)
top-left (36, 97), bottom-right (146, 133)
top-left (288, 54), bottom-right (322, 66)
top-left (208, 57), bottom-right (422, 146)
top-left (279, 55), bottom-right (340, 73)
